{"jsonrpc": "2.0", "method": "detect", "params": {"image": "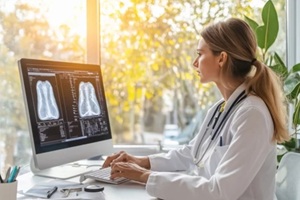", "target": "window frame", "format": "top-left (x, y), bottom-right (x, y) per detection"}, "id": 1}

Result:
top-left (286, 0), bottom-right (300, 67)
top-left (86, 0), bottom-right (100, 65)
top-left (286, 0), bottom-right (300, 132)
